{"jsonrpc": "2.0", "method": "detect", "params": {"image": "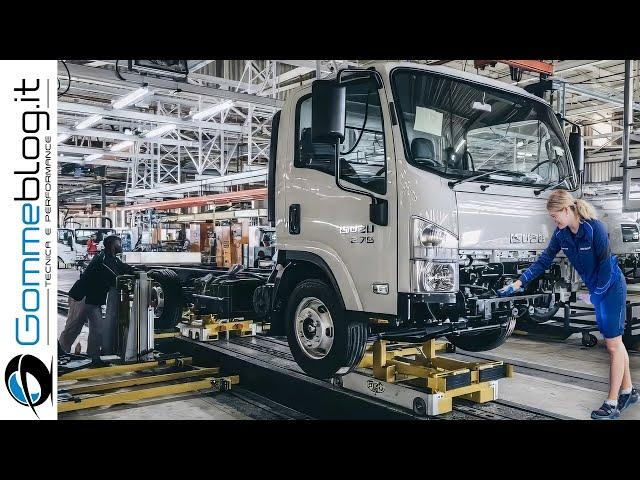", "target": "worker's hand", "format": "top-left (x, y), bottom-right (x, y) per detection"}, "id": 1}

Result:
top-left (578, 292), bottom-right (591, 304)
top-left (497, 281), bottom-right (524, 298)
